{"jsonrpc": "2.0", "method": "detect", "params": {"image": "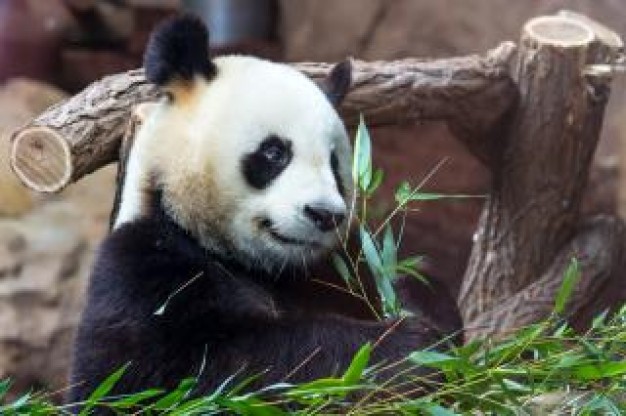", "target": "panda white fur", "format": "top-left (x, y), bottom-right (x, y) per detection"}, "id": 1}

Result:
top-left (115, 53), bottom-right (353, 272)
top-left (69, 15), bottom-right (462, 408)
